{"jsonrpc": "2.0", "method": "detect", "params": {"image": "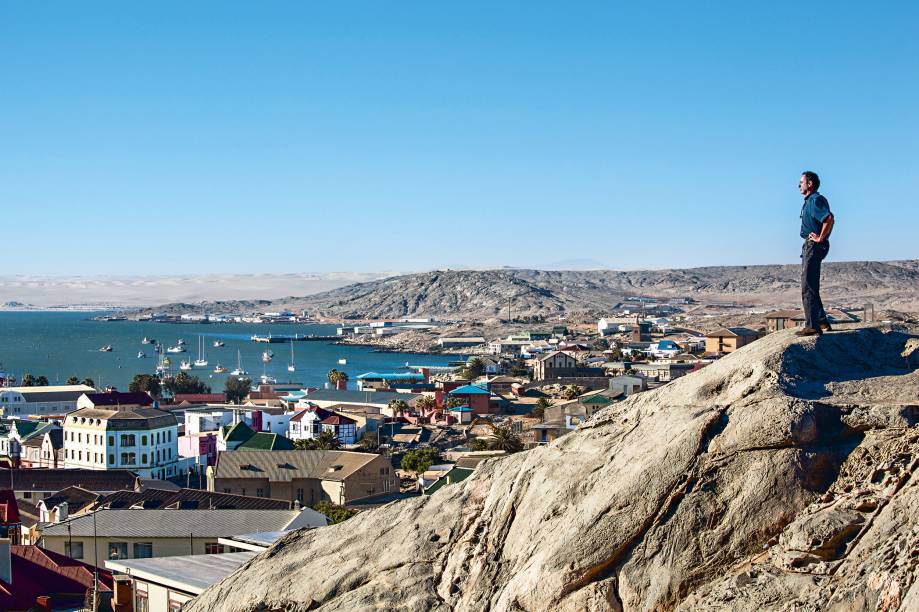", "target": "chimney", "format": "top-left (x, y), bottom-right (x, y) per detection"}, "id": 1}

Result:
top-left (335, 379), bottom-right (347, 390)
top-left (0, 537), bottom-right (11, 585)
top-left (57, 501), bottom-right (69, 522)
